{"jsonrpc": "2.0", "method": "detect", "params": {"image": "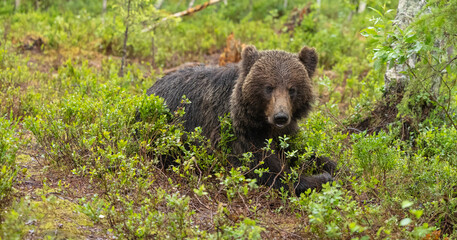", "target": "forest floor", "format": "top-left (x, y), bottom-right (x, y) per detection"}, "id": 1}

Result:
top-left (10, 45), bottom-right (321, 239)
